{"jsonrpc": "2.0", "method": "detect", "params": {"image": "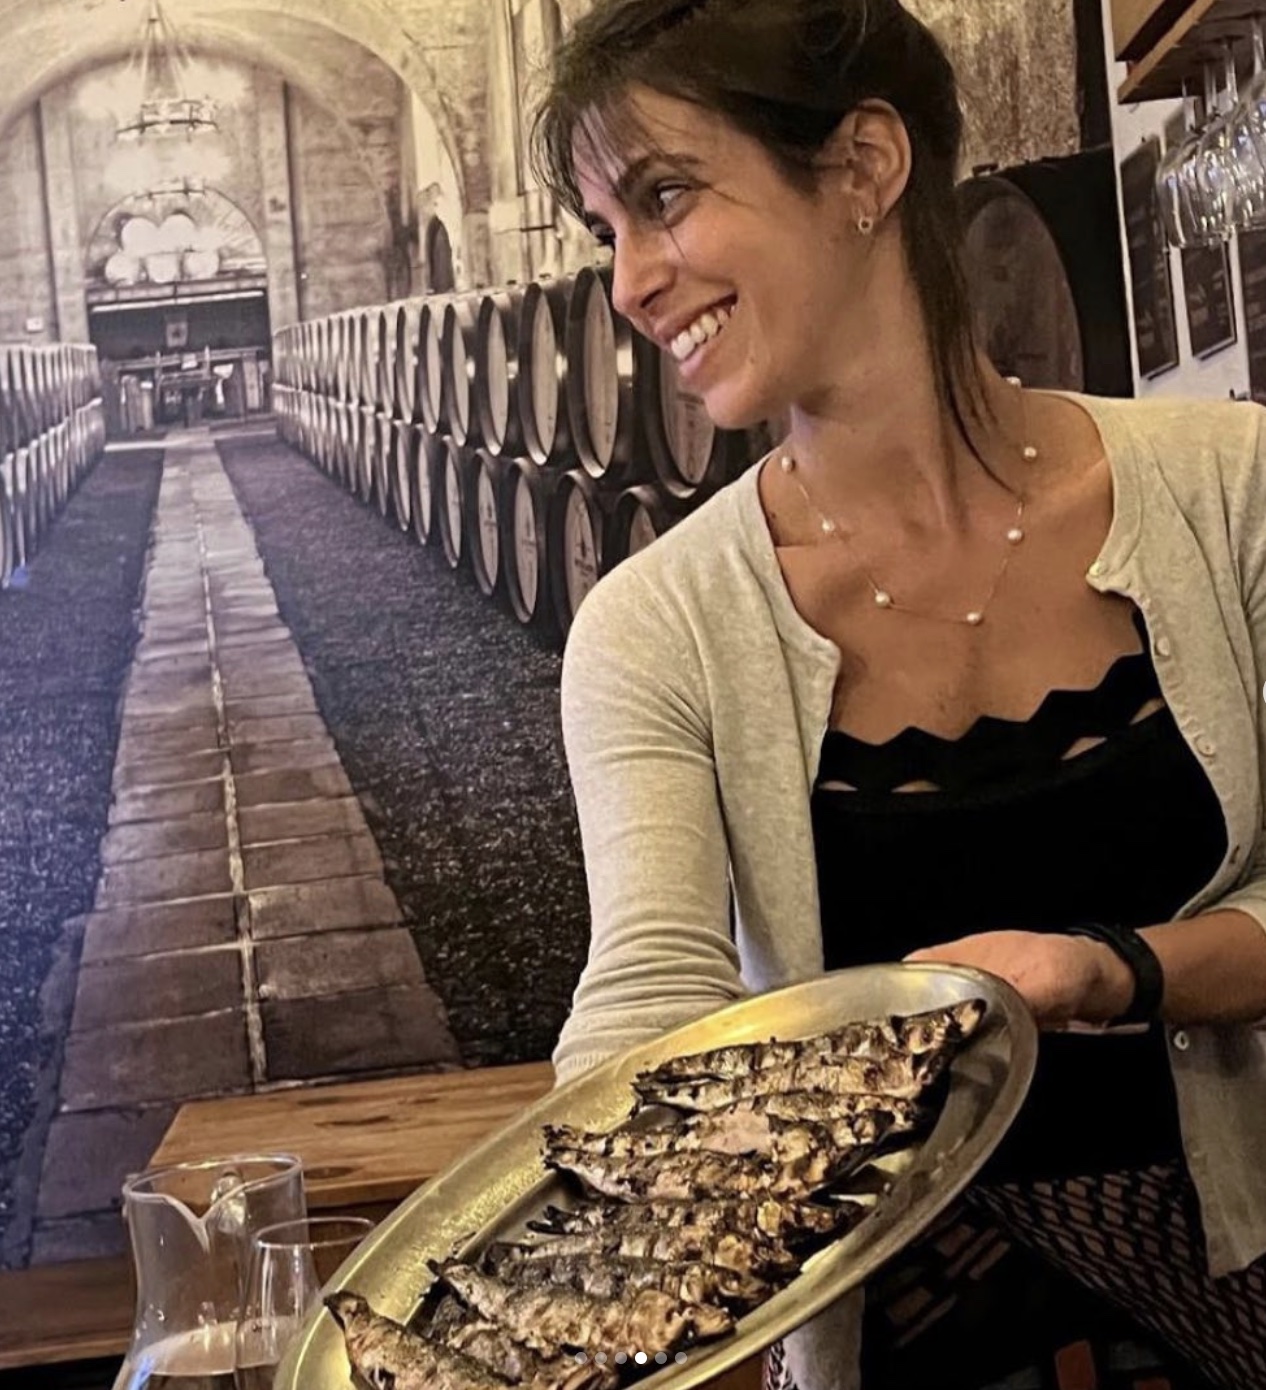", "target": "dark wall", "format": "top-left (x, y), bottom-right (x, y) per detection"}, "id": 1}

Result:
top-left (88, 296), bottom-right (271, 363)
